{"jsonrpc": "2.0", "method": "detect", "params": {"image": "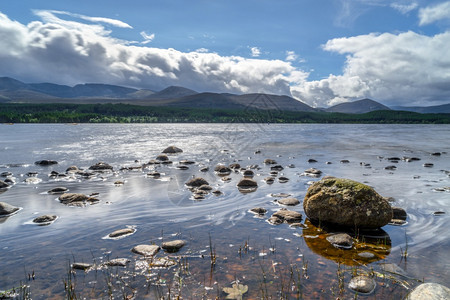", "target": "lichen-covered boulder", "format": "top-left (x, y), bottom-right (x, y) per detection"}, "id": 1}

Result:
top-left (303, 178), bottom-right (392, 229)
